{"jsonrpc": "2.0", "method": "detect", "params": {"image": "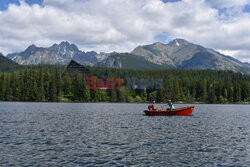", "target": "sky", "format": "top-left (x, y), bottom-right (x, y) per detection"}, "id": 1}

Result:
top-left (0, 0), bottom-right (250, 63)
